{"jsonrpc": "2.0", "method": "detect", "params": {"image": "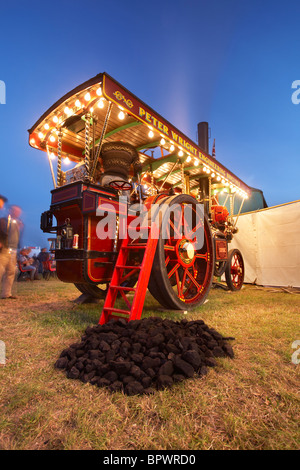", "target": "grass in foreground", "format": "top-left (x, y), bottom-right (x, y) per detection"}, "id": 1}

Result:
top-left (0, 279), bottom-right (299, 450)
